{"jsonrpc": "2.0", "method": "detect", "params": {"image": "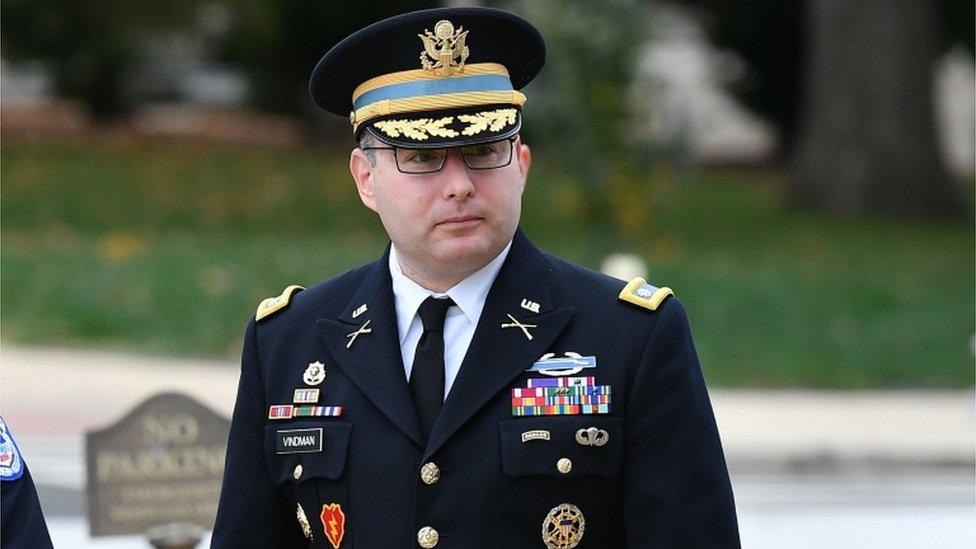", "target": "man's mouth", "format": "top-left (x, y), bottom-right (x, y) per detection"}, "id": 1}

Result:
top-left (436, 216), bottom-right (483, 228)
